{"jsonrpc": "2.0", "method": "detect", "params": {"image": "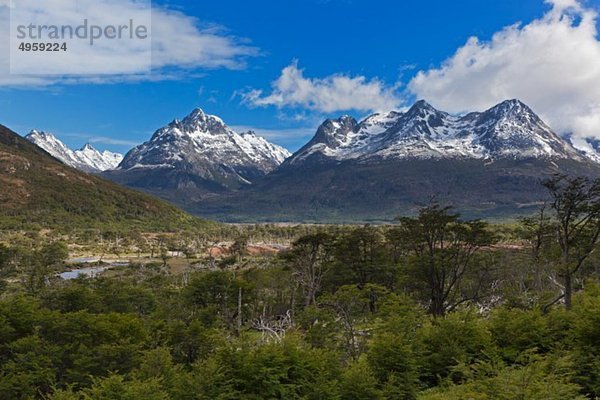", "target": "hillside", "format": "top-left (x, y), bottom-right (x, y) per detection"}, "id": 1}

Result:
top-left (0, 124), bottom-right (209, 231)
